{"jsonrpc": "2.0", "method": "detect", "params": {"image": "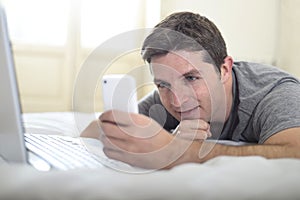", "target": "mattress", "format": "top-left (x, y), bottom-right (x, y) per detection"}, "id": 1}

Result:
top-left (0, 112), bottom-right (299, 200)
